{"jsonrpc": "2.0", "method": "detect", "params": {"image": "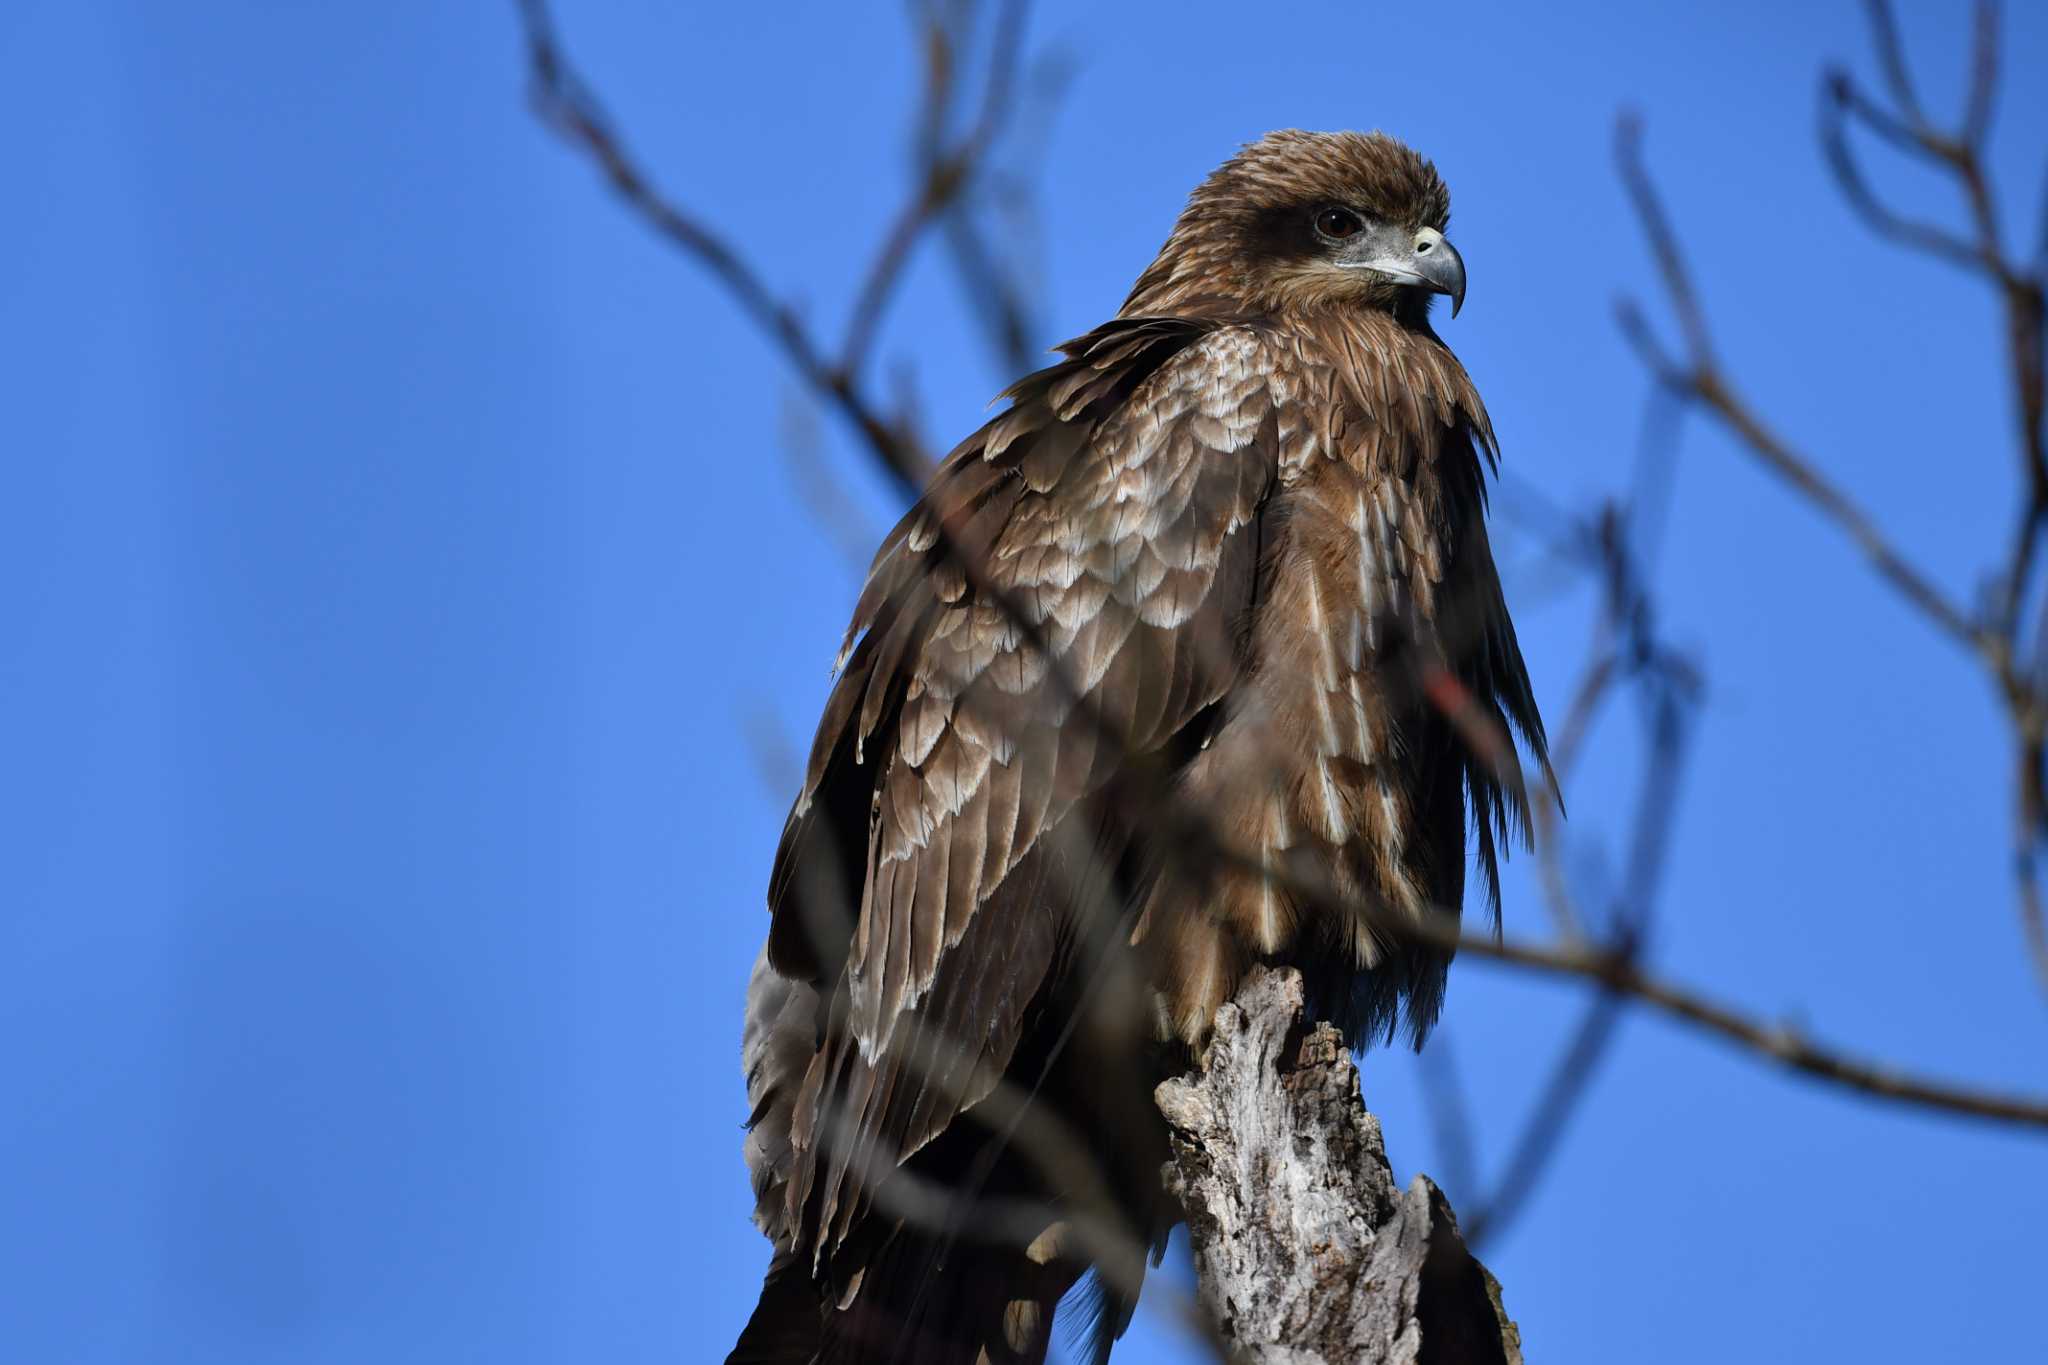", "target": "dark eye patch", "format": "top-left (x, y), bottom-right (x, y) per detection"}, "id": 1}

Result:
top-left (1241, 201), bottom-right (1370, 263)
